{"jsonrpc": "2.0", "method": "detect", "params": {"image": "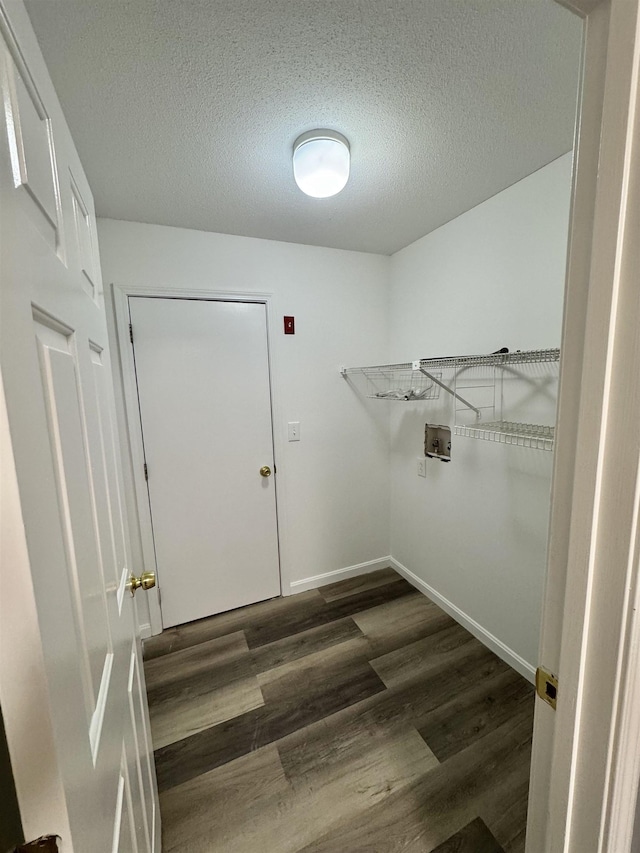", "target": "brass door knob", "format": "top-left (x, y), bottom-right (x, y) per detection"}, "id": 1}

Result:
top-left (260, 465), bottom-right (272, 477)
top-left (127, 571), bottom-right (156, 596)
